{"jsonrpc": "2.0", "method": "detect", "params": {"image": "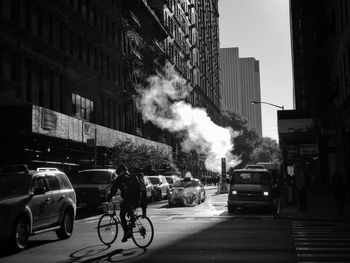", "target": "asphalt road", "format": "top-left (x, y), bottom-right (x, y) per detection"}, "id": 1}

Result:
top-left (0, 189), bottom-right (297, 263)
